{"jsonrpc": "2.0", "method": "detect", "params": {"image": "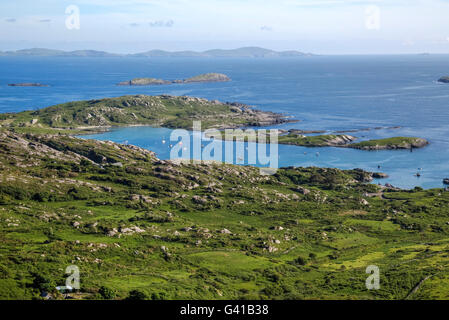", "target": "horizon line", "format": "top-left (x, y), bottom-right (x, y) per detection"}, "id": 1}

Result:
top-left (1, 47), bottom-right (449, 56)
